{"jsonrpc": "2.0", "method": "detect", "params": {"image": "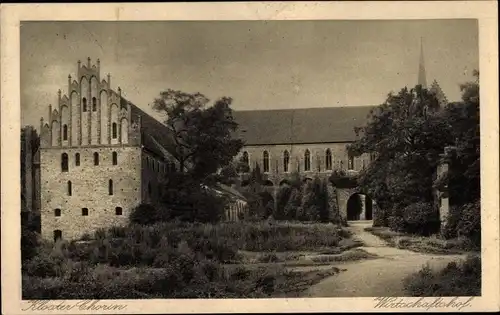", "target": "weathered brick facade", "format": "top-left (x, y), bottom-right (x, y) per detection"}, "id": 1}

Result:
top-left (38, 58), bottom-right (178, 241)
